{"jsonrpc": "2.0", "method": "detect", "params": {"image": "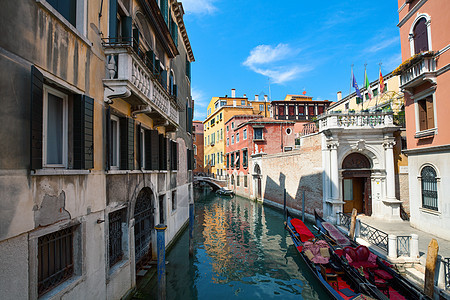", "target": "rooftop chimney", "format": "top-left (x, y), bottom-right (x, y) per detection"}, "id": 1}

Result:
top-left (264, 95), bottom-right (268, 101)
top-left (337, 91), bottom-right (342, 101)
top-left (231, 89), bottom-right (236, 98)
top-left (243, 94), bottom-right (246, 98)
top-left (255, 95), bottom-right (259, 101)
